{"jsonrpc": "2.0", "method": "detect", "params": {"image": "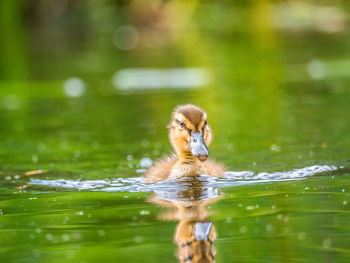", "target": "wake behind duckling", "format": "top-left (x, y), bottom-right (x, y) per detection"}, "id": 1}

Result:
top-left (25, 165), bottom-right (342, 195)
